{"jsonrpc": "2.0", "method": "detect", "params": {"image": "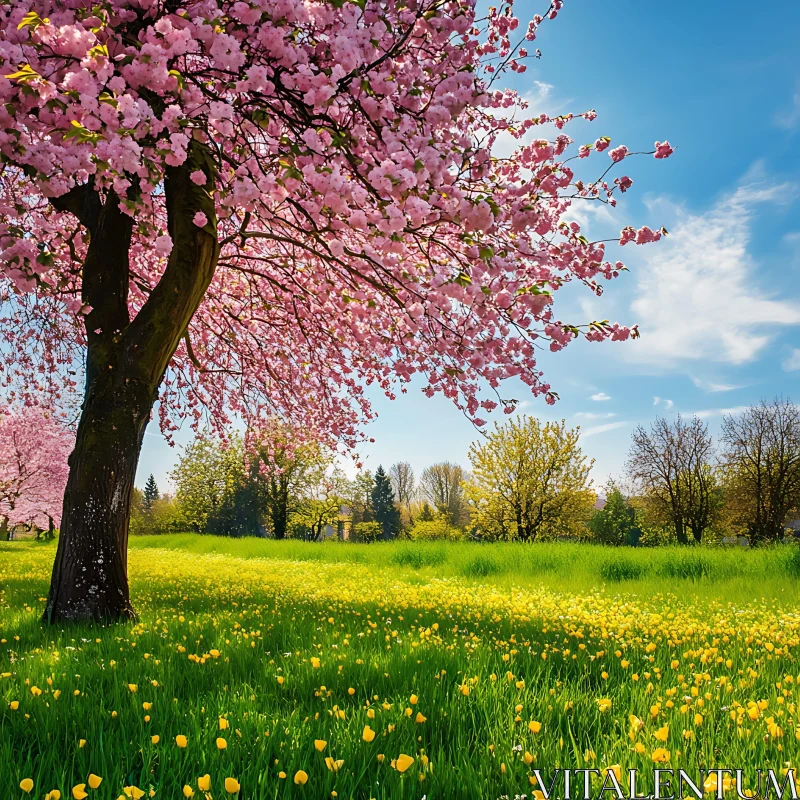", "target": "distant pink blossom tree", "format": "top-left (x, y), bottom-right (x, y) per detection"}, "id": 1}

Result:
top-left (0, 408), bottom-right (72, 539)
top-left (0, 0), bottom-right (671, 620)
